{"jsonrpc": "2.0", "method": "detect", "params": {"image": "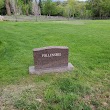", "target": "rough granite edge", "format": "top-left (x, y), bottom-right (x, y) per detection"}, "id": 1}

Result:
top-left (33, 46), bottom-right (68, 51)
